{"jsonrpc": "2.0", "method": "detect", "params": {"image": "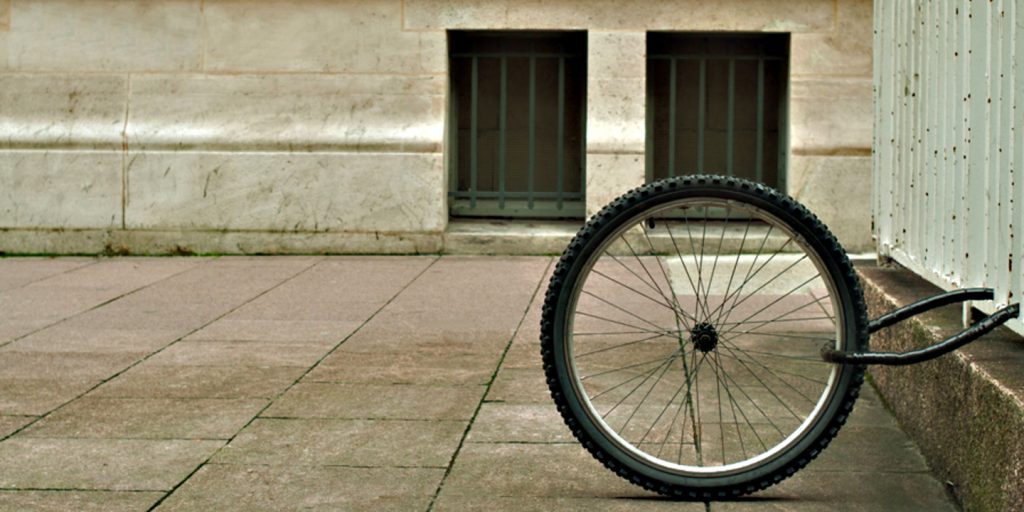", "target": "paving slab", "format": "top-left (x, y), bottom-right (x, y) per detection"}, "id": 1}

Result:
top-left (439, 443), bottom-right (648, 499)
top-left (91, 364), bottom-right (306, 399)
top-left (0, 351), bottom-right (144, 380)
top-left (0, 438), bottom-right (223, 491)
top-left (466, 402), bottom-right (575, 444)
top-left (0, 258), bottom-right (204, 344)
top-left (145, 340), bottom-right (331, 367)
top-left (432, 496), bottom-right (705, 511)
top-left (153, 464), bottom-right (441, 511)
top-left (0, 377), bottom-right (101, 416)
top-left (263, 382), bottom-right (484, 421)
top-left (0, 490), bottom-right (164, 512)
top-left (1, 326), bottom-right (183, 354)
top-left (487, 366), bottom-right (557, 404)
top-left (711, 470), bottom-right (959, 511)
top-left (213, 418), bottom-right (465, 467)
top-left (0, 257), bottom-right (96, 292)
top-left (502, 337), bottom-right (545, 369)
top-left (226, 257), bottom-right (434, 322)
top-left (184, 319), bottom-right (361, 343)
top-left (336, 323), bottom-right (517, 354)
top-left (306, 349), bottom-right (500, 386)
top-left (21, 397), bottom-right (267, 440)
top-left (0, 416), bottom-right (34, 438)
